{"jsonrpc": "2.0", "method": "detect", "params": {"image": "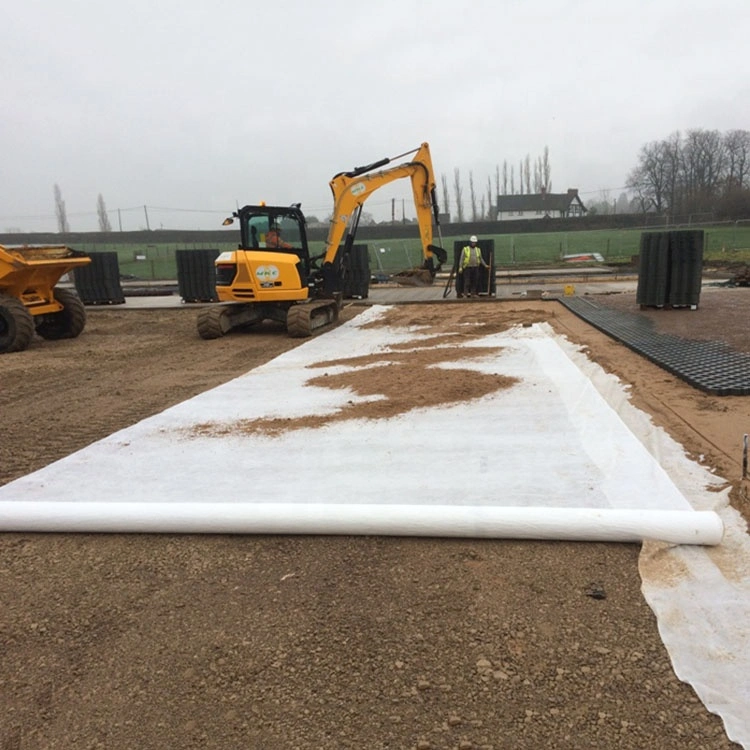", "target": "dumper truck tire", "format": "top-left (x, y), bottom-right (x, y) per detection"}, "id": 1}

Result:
top-left (35, 288), bottom-right (87, 341)
top-left (0, 294), bottom-right (35, 353)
